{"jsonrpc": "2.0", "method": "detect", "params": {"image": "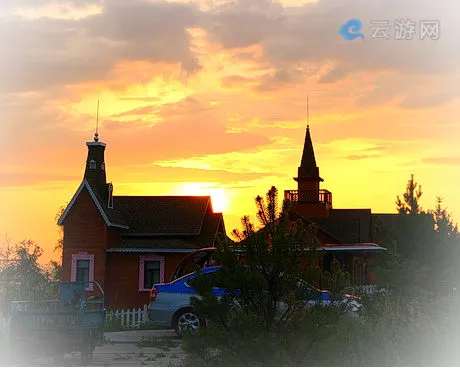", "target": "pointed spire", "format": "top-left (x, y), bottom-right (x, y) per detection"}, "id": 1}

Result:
top-left (295, 125), bottom-right (323, 182)
top-left (300, 125), bottom-right (317, 171)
